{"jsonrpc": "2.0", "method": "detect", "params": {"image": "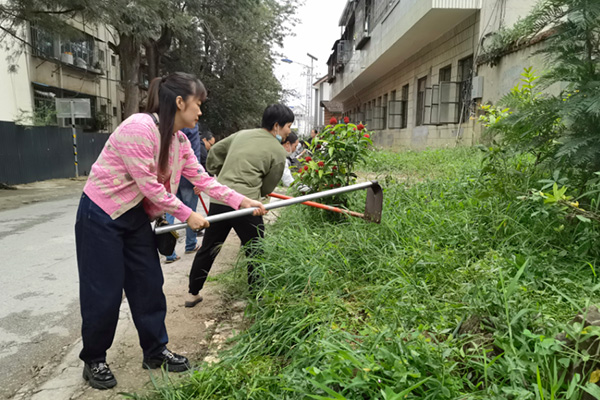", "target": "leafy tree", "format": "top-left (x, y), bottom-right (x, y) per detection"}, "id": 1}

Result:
top-left (163, 0), bottom-right (300, 137)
